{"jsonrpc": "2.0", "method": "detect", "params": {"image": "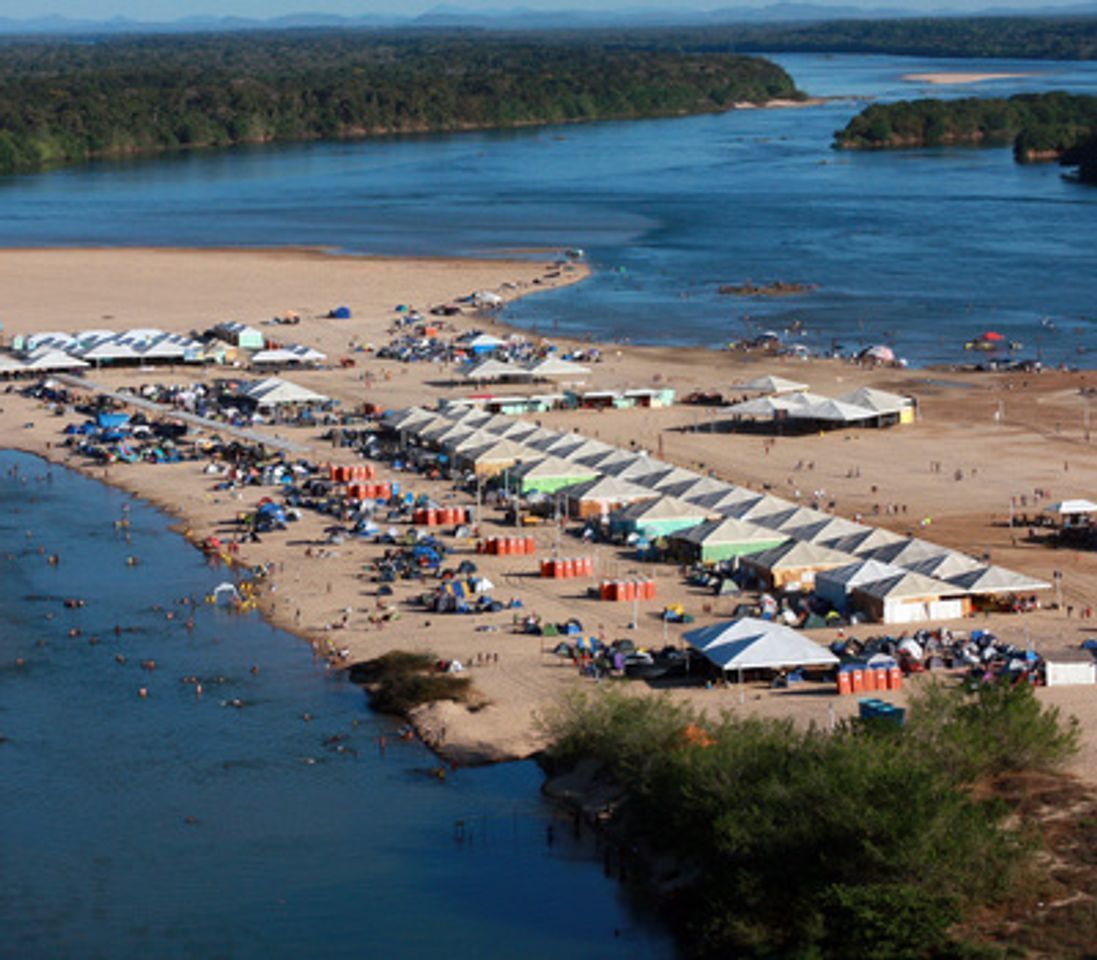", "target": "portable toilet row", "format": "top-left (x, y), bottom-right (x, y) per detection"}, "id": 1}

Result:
top-left (836, 661), bottom-right (902, 696)
top-left (540, 557), bottom-right (593, 579)
top-left (598, 579), bottom-right (657, 602)
top-left (480, 536), bottom-right (536, 556)
top-left (329, 464), bottom-right (376, 482)
top-left (414, 506), bottom-right (469, 526)
top-left (346, 482), bottom-right (392, 501)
